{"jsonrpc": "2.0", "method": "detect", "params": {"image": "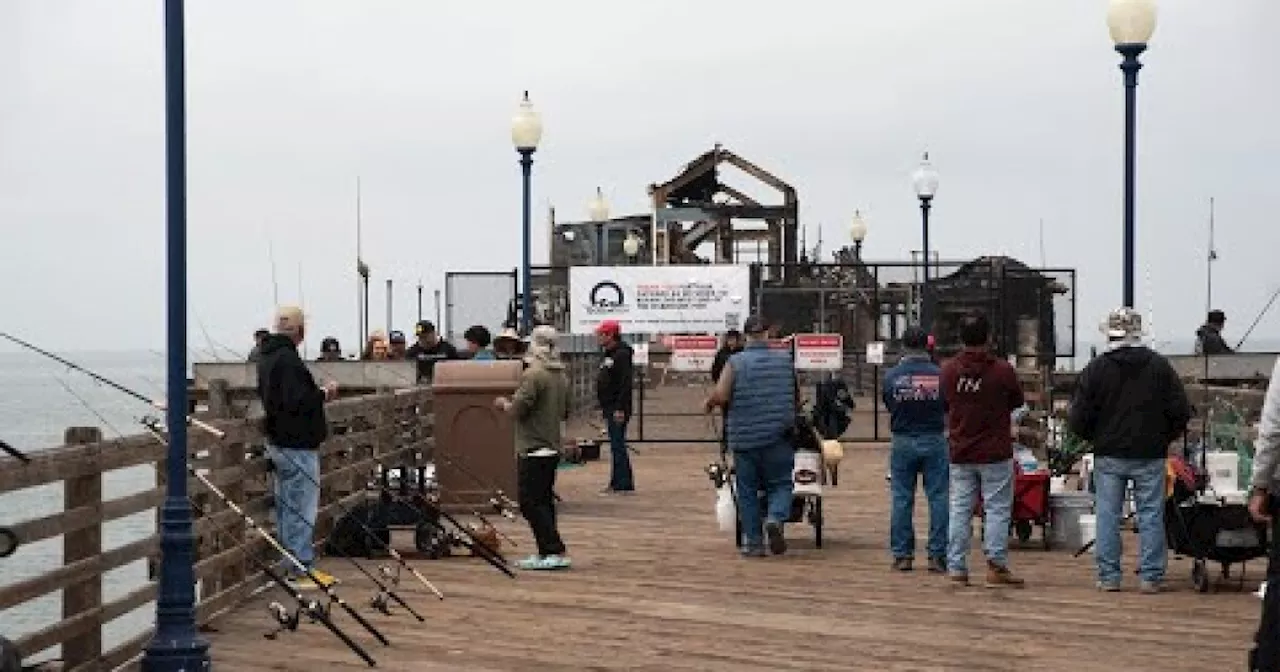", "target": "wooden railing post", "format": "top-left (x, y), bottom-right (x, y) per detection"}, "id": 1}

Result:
top-left (62, 425), bottom-right (103, 667)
